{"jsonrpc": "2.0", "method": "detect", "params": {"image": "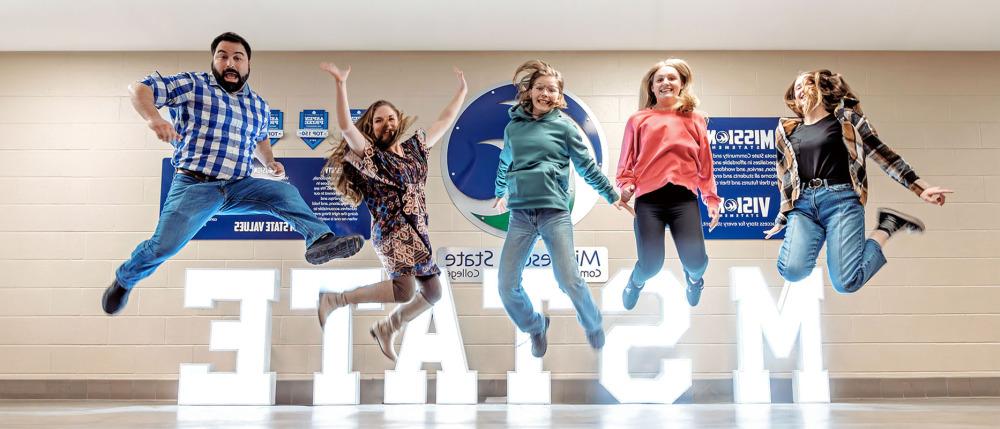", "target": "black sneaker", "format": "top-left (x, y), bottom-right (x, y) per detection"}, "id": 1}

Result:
top-left (876, 208), bottom-right (925, 237)
top-left (305, 233), bottom-right (364, 265)
top-left (530, 315), bottom-right (550, 358)
top-left (622, 279), bottom-right (643, 311)
top-left (101, 279), bottom-right (131, 315)
top-left (587, 328), bottom-right (606, 350)
top-left (685, 273), bottom-right (704, 307)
